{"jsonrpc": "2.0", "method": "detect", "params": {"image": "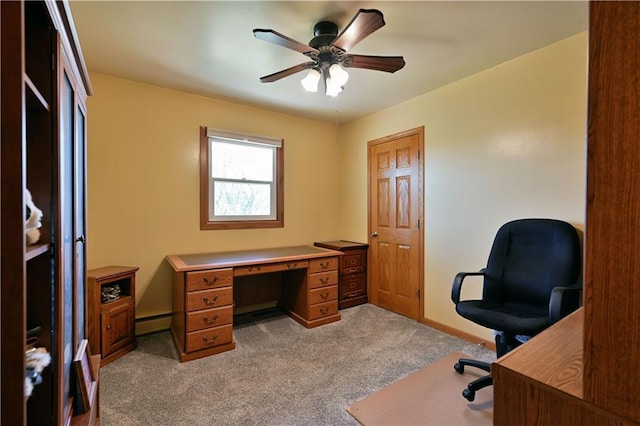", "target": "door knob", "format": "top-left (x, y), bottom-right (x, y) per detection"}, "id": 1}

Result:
top-left (370, 232), bottom-right (378, 237)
